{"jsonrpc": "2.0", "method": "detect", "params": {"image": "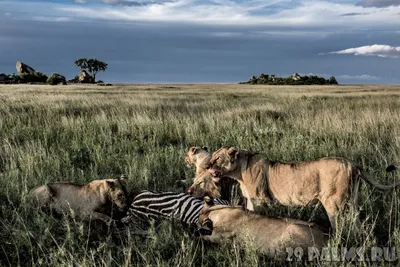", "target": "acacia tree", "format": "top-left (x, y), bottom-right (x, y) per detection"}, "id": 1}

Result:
top-left (74, 58), bottom-right (108, 83)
